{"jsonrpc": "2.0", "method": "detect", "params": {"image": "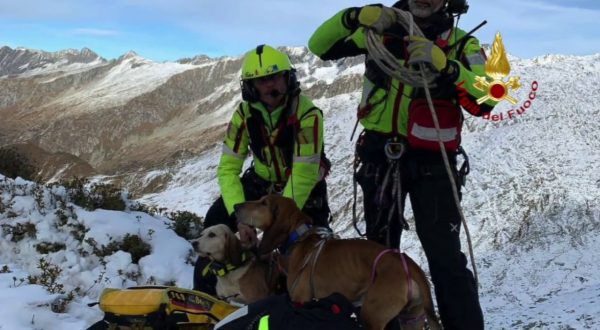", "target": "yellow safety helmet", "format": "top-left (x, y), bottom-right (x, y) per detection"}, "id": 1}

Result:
top-left (240, 45), bottom-right (299, 102)
top-left (240, 44), bottom-right (293, 80)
